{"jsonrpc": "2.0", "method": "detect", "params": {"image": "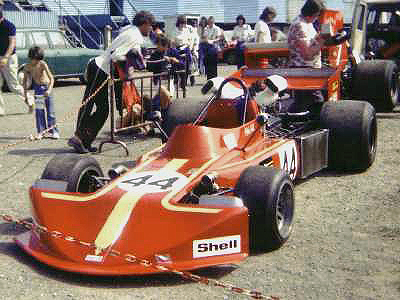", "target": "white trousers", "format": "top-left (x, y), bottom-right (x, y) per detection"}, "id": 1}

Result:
top-left (0, 53), bottom-right (25, 115)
